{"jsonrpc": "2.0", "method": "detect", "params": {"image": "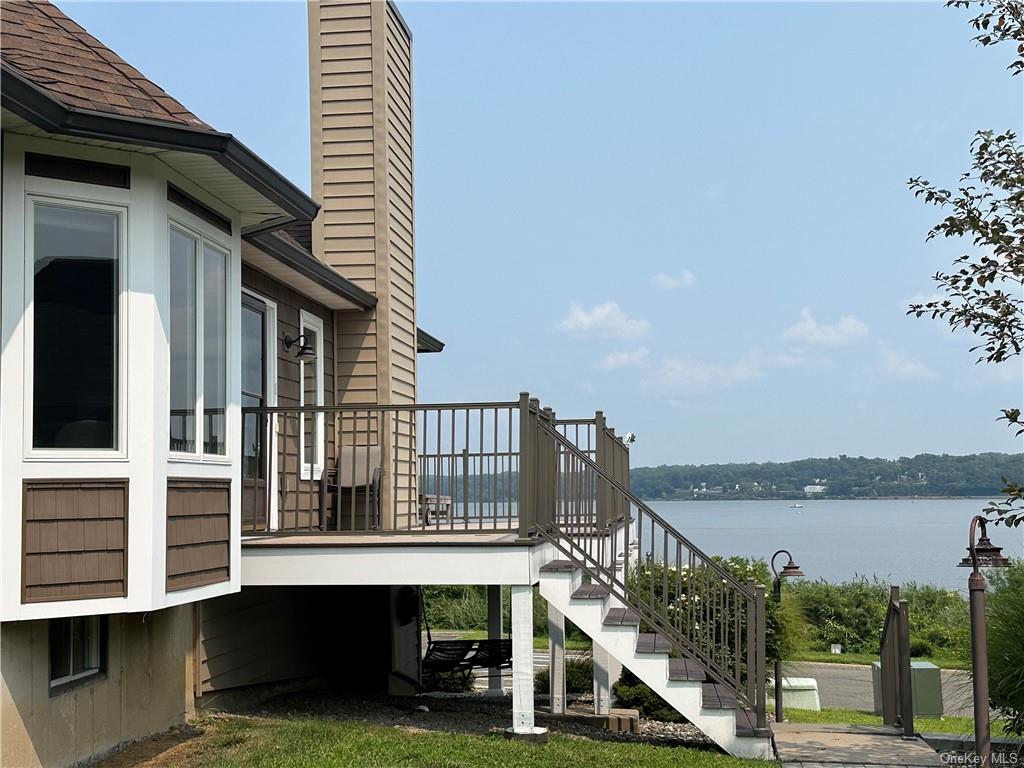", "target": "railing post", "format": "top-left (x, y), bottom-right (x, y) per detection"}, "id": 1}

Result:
top-left (881, 586), bottom-right (899, 726)
top-left (755, 584), bottom-right (767, 730)
top-left (746, 578), bottom-right (756, 706)
top-left (595, 411), bottom-right (608, 529)
top-left (517, 393), bottom-right (533, 540)
top-left (898, 598), bottom-right (914, 738)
